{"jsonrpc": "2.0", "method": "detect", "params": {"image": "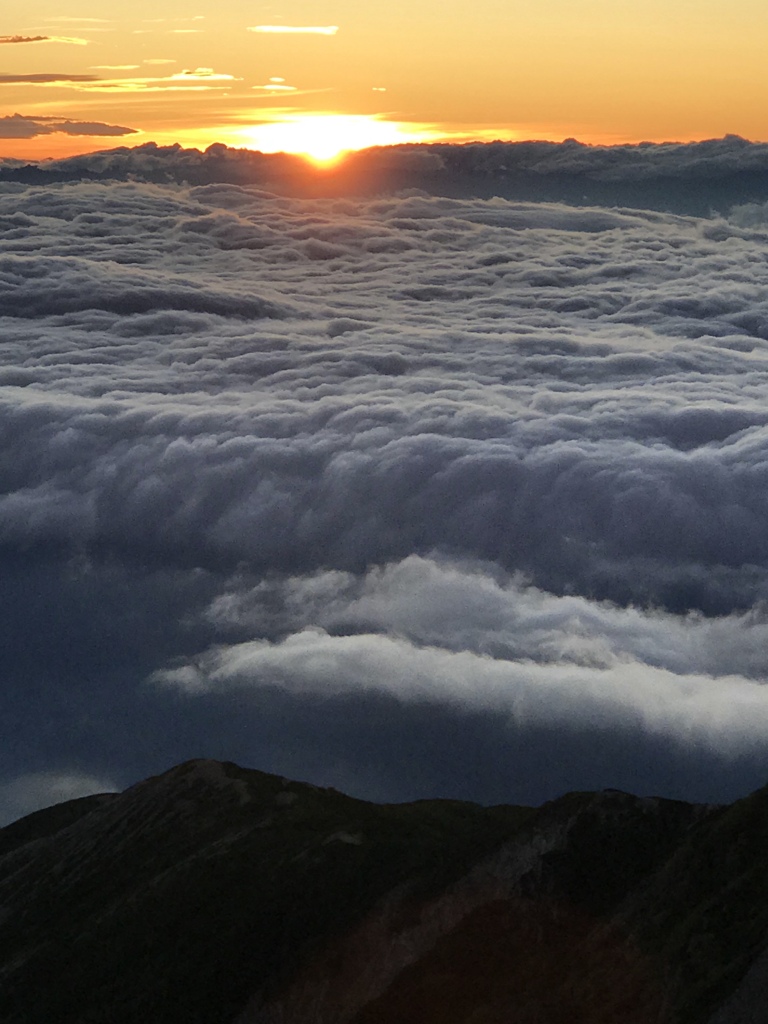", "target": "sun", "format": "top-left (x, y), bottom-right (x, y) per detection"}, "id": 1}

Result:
top-left (235, 113), bottom-right (437, 165)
